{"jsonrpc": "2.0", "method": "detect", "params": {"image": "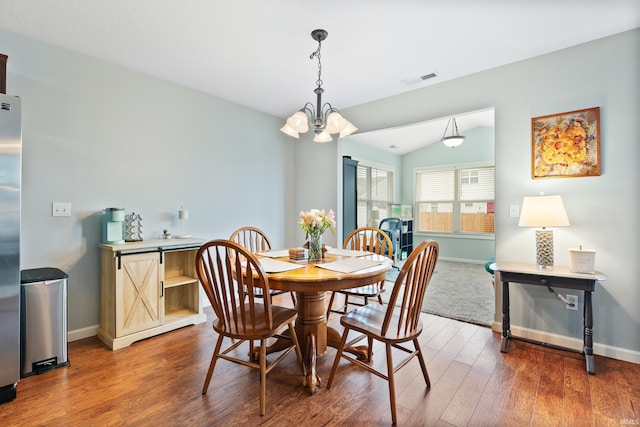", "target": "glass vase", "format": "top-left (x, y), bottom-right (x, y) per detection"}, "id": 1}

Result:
top-left (308, 233), bottom-right (323, 262)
